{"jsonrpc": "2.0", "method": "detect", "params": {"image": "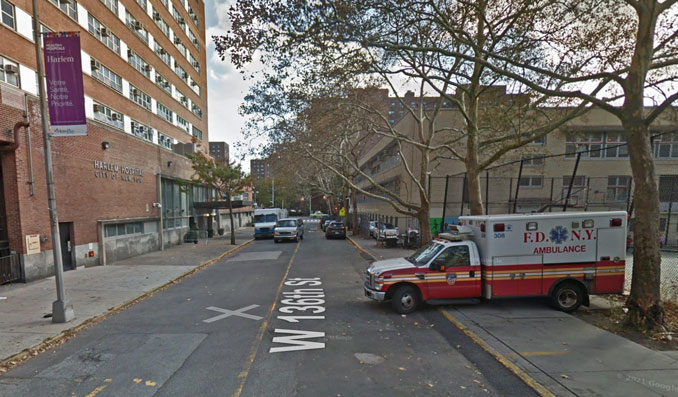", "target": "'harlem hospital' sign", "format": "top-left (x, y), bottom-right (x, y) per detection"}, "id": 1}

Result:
top-left (93, 160), bottom-right (144, 183)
